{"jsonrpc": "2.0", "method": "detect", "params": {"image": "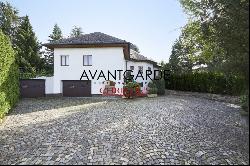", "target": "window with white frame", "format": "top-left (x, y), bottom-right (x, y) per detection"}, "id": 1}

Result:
top-left (61, 55), bottom-right (69, 66)
top-left (130, 66), bottom-right (134, 70)
top-left (83, 55), bottom-right (92, 66)
top-left (138, 66), bottom-right (143, 74)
